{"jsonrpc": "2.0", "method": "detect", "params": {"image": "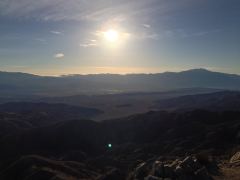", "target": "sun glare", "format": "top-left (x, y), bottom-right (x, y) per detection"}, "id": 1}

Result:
top-left (104, 29), bottom-right (119, 42)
